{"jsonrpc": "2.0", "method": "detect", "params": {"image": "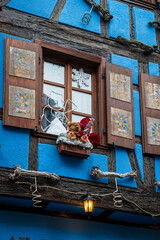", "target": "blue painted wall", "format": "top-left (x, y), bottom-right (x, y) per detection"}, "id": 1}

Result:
top-left (108, 0), bottom-right (130, 40)
top-left (109, 211), bottom-right (160, 226)
top-left (38, 144), bottom-right (108, 184)
top-left (0, 121), bottom-right (29, 169)
top-left (1, 210), bottom-right (160, 240)
top-left (135, 144), bottom-right (144, 182)
top-left (115, 147), bottom-right (137, 188)
top-left (133, 91), bottom-right (141, 137)
top-left (6, 0), bottom-right (58, 19)
top-left (155, 156), bottom-right (160, 193)
top-left (148, 62), bottom-right (159, 76)
top-left (58, 0), bottom-right (101, 34)
top-left (111, 54), bottom-right (139, 85)
top-left (133, 7), bottom-right (157, 46)
top-left (0, 32), bottom-right (30, 108)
